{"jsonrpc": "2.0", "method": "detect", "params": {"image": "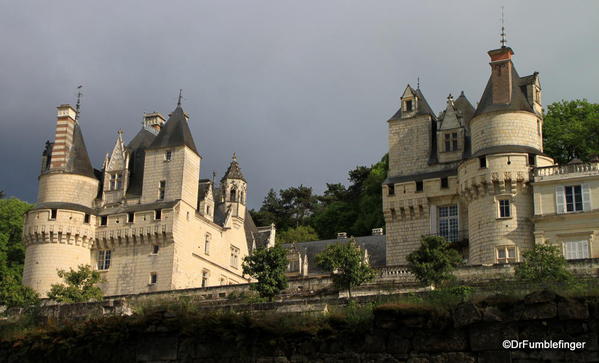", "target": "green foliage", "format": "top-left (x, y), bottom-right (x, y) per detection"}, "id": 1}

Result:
top-left (515, 244), bottom-right (573, 283)
top-left (47, 265), bottom-right (104, 303)
top-left (242, 246), bottom-right (288, 301)
top-left (276, 225), bottom-right (319, 244)
top-left (406, 235), bottom-right (462, 288)
top-left (543, 99), bottom-right (599, 164)
top-left (316, 239), bottom-right (375, 298)
top-left (0, 272), bottom-right (39, 309)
